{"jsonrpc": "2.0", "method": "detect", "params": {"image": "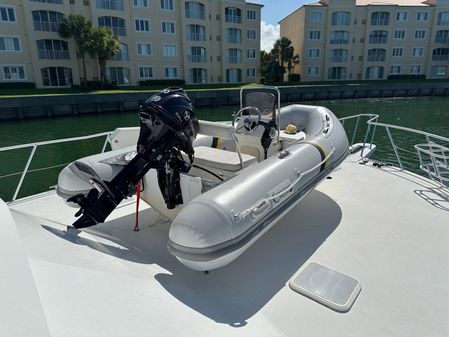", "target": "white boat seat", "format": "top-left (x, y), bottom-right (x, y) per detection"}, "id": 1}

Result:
top-left (193, 146), bottom-right (256, 172)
